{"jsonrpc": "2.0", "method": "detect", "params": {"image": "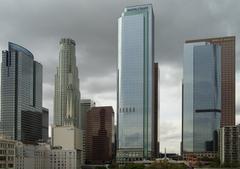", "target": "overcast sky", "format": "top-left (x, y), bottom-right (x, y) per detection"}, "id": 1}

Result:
top-left (0, 0), bottom-right (240, 154)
